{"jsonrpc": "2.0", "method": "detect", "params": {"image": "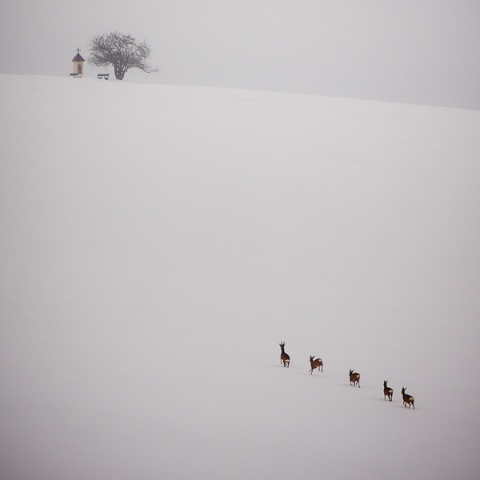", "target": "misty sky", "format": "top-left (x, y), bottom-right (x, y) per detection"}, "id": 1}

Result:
top-left (1, 0), bottom-right (479, 109)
